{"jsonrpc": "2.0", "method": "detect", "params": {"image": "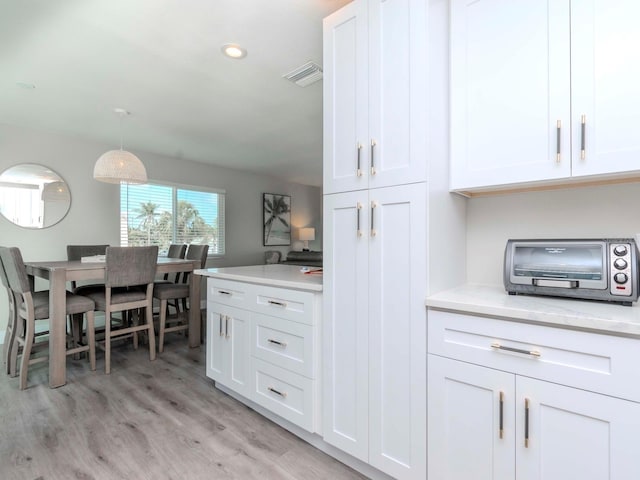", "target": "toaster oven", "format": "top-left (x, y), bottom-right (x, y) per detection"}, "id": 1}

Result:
top-left (504, 239), bottom-right (639, 305)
